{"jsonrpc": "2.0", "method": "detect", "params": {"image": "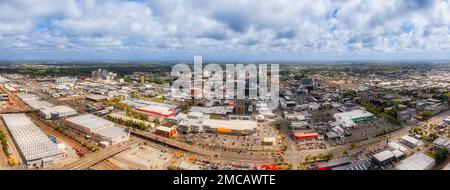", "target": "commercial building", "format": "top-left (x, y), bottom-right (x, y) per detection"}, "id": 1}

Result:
top-left (178, 119), bottom-right (203, 133)
top-left (56, 76), bottom-right (77, 84)
top-left (401, 135), bottom-right (423, 148)
top-left (256, 102), bottom-right (275, 119)
top-left (372, 150), bottom-right (396, 165)
top-left (136, 105), bottom-right (175, 117)
top-left (334, 110), bottom-right (375, 128)
top-left (397, 108), bottom-right (416, 122)
top-left (293, 130), bottom-right (319, 140)
top-left (3, 83), bottom-right (17, 92)
top-left (155, 126), bottom-right (177, 138)
top-left (203, 119), bottom-right (257, 135)
top-left (262, 137), bottom-right (276, 146)
top-left (388, 141), bottom-right (408, 153)
top-left (317, 157), bottom-right (351, 170)
top-left (64, 114), bottom-right (129, 146)
top-left (396, 152), bottom-right (435, 170)
top-left (190, 106), bottom-right (230, 118)
top-left (433, 137), bottom-right (450, 151)
top-left (443, 163), bottom-right (450, 170)
top-left (39, 106), bottom-right (78, 119)
top-left (444, 116), bottom-right (450, 125)
top-left (1, 114), bottom-right (64, 167)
